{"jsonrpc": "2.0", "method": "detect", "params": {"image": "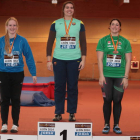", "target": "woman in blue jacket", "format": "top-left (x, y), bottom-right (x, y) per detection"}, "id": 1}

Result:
top-left (0, 17), bottom-right (37, 133)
